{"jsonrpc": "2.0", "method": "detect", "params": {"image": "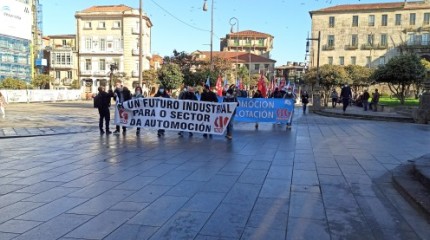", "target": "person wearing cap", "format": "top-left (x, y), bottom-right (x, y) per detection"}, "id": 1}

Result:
top-left (201, 85), bottom-right (218, 137)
